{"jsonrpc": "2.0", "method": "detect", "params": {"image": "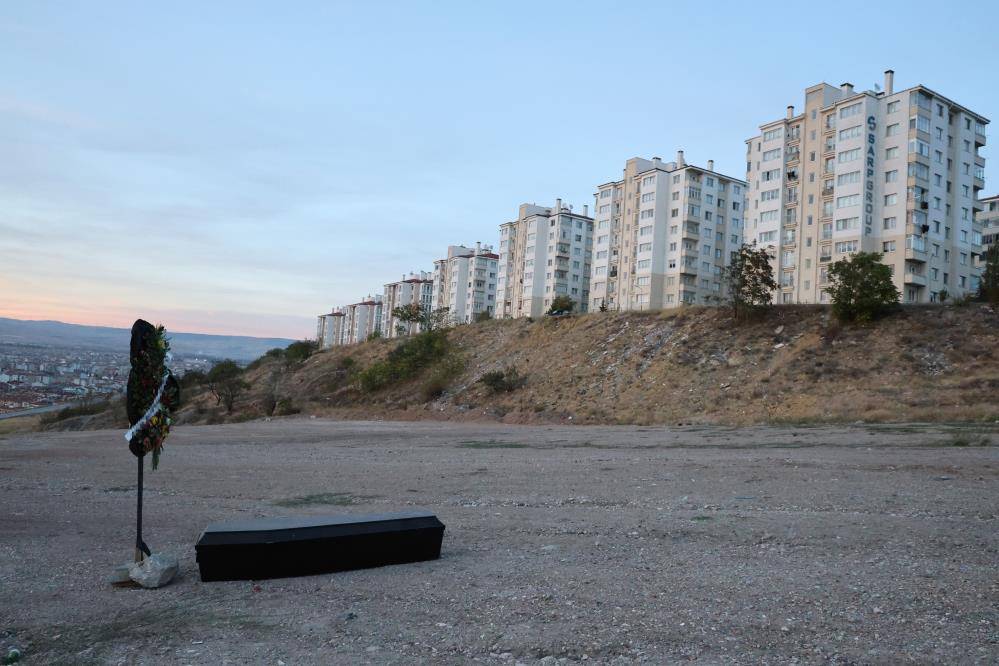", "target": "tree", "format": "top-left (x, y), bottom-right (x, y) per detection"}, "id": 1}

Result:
top-left (827, 251), bottom-right (900, 323)
top-left (722, 244), bottom-right (778, 319)
top-left (392, 303), bottom-right (424, 324)
top-left (978, 244), bottom-right (999, 305)
top-left (207, 360), bottom-right (249, 413)
top-left (547, 295), bottom-right (575, 315)
top-left (283, 339), bottom-right (317, 366)
top-left (473, 310), bottom-right (492, 323)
